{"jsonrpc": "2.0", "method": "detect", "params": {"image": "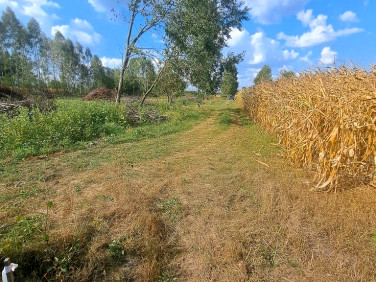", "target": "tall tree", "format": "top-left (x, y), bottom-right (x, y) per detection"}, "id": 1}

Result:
top-left (155, 61), bottom-right (186, 104)
top-left (114, 0), bottom-right (173, 103)
top-left (27, 18), bottom-right (43, 86)
top-left (278, 69), bottom-right (295, 80)
top-left (114, 0), bottom-right (248, 102)
top-left (221, 70), bottom-right (238, 97)
top-left (166, 0), bottom-right (248, 95)
top-left (90, 55), bottom-right (105, 89)
top-left (123, 56), bottom-right (155, 95)
top-left (1, 7), bottom-right (31, 87)
top-left (254, 65), bottom-right (272, 85)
